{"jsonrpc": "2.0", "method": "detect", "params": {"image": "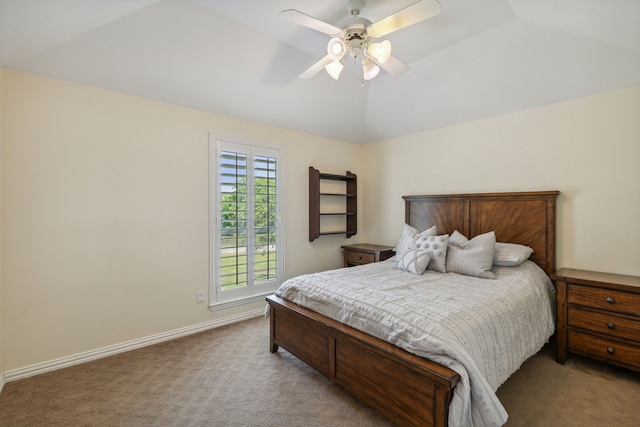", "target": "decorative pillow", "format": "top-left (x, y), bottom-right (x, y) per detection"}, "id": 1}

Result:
top-left (396, 248), bottom-right (432, 275)
top-left (493, 242), bottom-right (534, 266)
top-left (394, 223), bottom-right (437, 259)
top-left (446, 230), bottom-right (496, 279)
top-left (413, 233), bottom-right (449, 273)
